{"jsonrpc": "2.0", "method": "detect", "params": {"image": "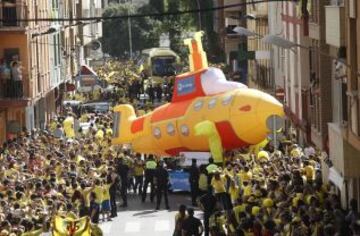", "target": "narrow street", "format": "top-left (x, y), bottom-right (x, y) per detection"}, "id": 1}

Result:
top-left (100, 193), bottom-right (199, 236)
